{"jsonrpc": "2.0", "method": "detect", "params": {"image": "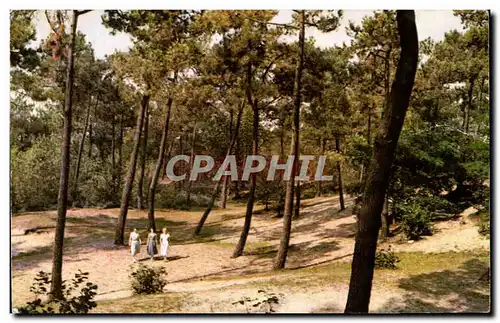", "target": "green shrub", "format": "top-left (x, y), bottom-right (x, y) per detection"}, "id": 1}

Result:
top-left (374, 246), bottom-right (400, 269)
top-left (11, 135), bottom-right (60, 212)
top-left (155, 187), bottom-right (212, 210)
top-left (16, 270), bottom-right (98, 314)
top-left (398, 203), bottom-right (433, 240)
top-left (477, 209), bottom-right (490, 238)
top-left (130, 264), bottom-right (167, 295)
